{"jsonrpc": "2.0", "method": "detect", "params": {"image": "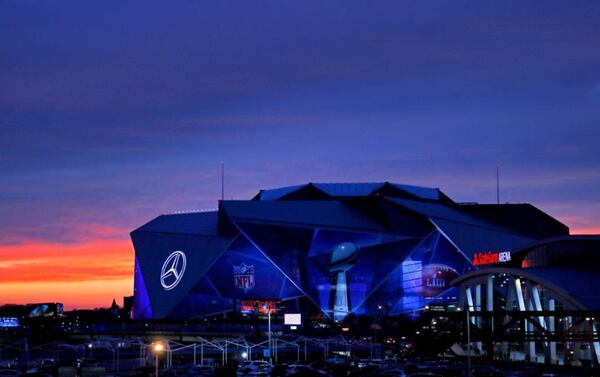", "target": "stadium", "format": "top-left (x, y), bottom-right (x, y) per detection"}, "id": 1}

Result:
top-left (131, 182), bottom-right (598, 323)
